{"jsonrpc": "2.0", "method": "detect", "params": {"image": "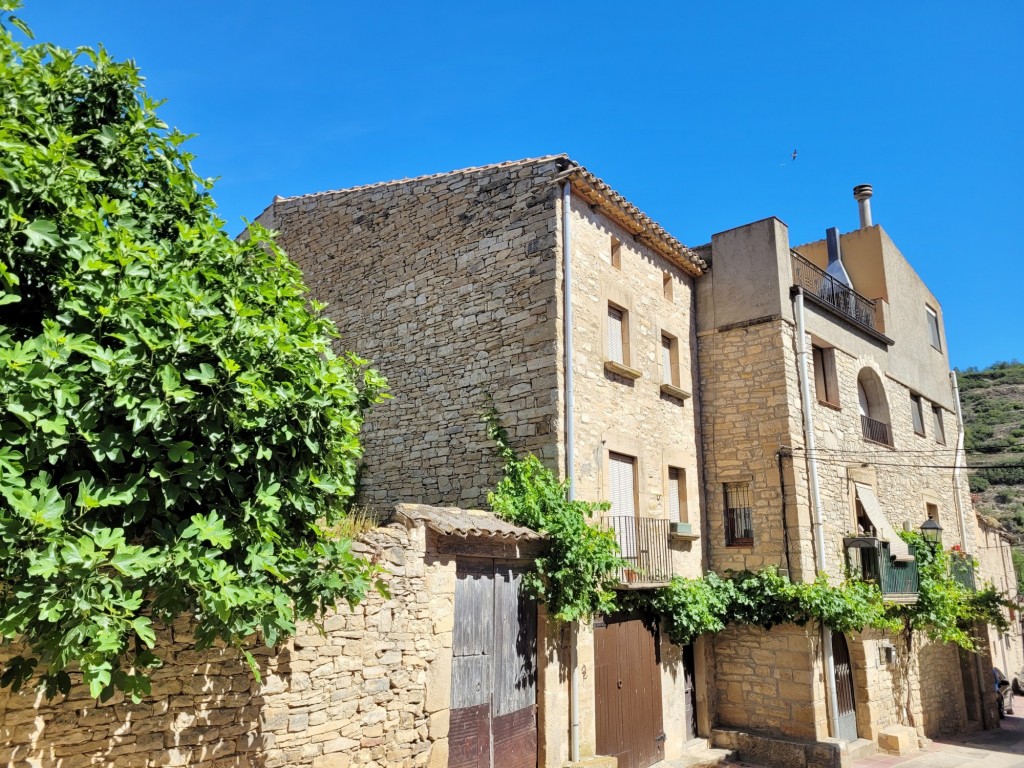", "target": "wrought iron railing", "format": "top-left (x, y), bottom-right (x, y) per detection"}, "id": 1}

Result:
top-left (602, 515), bottom-right (673, 585)
top-left (848, 541), bottom-right (919, 600)
top-left (951, 556), bottom-right (977, 591)
top-left (861, 415), bottom-right (894, 447)
top-left (791, 252), bottom-right (878, 330)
